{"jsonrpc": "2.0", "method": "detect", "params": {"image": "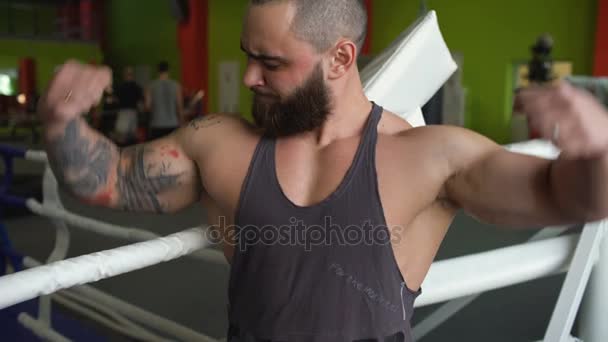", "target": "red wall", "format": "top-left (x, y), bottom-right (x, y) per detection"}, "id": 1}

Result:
top-left (594, 0), bottom-right (608, 76)
top-left (178, 0), bottom-right (209, 114)
top-left (18, 58), bottom-right (36, 96)
top-left (361, 0), bottom-right (373, 56)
